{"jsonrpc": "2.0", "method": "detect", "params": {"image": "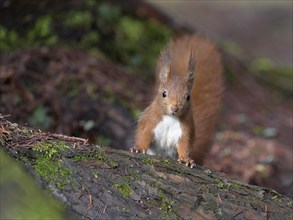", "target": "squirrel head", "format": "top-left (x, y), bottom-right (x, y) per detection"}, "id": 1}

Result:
top-left (158, 48), bottom-right (195, 117)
